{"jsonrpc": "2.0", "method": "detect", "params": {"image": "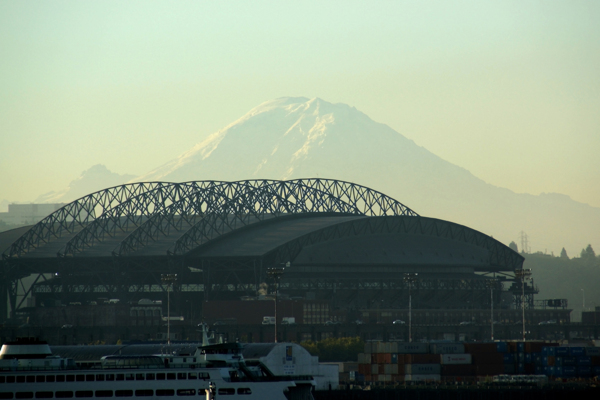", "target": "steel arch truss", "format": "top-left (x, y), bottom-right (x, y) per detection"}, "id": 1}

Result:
top-left (2, 182), bottom-right (173, 259)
